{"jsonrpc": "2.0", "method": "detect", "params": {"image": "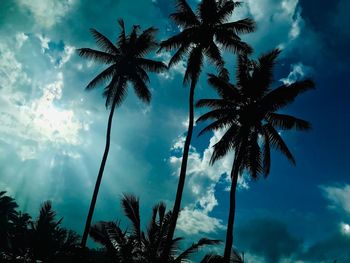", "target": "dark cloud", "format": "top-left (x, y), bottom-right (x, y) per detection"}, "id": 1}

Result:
top-left (236, 218), bottom-right (301, 262)
top-left (299, 232), bottom-right (350, 262)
